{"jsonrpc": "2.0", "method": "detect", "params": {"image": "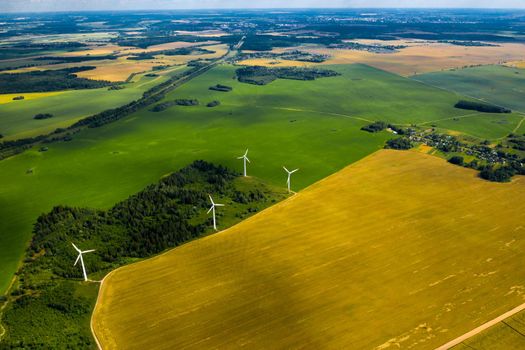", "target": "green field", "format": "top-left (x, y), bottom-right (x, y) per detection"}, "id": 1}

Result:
top-left (0, 63), bottom-right (504, 294)
top-left (421, 112), bottom-right (525, 140)
top-left (0, 68), bottom-right (185, 140)
top-left (413, 65), bottom-right (525, 113)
